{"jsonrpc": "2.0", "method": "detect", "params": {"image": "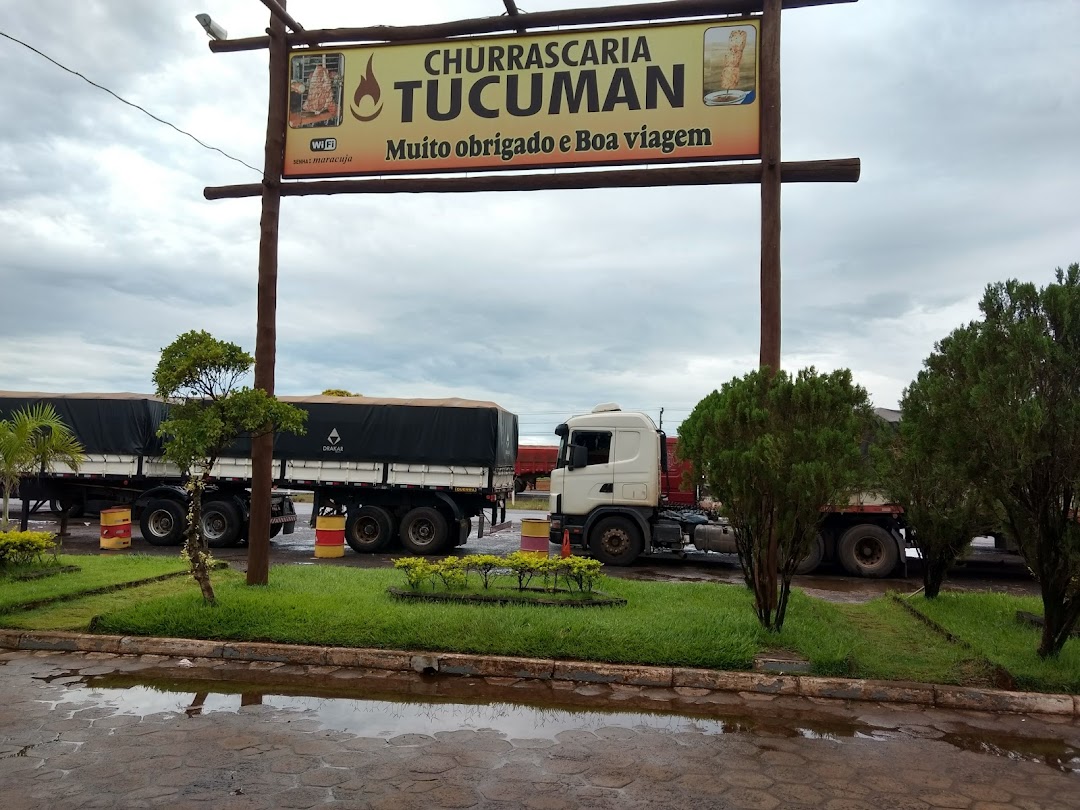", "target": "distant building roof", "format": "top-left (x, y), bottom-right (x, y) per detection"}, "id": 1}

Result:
top-left (874, 407), bottom-right (901, 424)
